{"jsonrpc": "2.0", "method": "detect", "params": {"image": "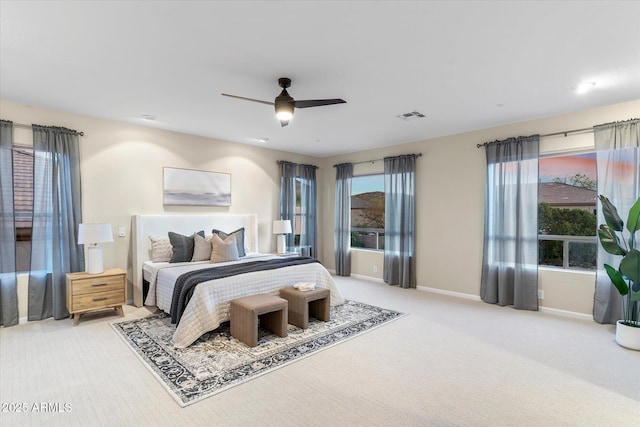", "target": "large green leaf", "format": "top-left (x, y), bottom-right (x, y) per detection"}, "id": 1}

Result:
top-left (620, 249), bottom-right (640, 283)
top-left (599, 195), bottom-right (624, 232)
top-left (598, 225), bottom-right (626, 256)
top-left (604, 264), bottom-right (629, 296)
top-left (626, 196), bottom-right (640, 234)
